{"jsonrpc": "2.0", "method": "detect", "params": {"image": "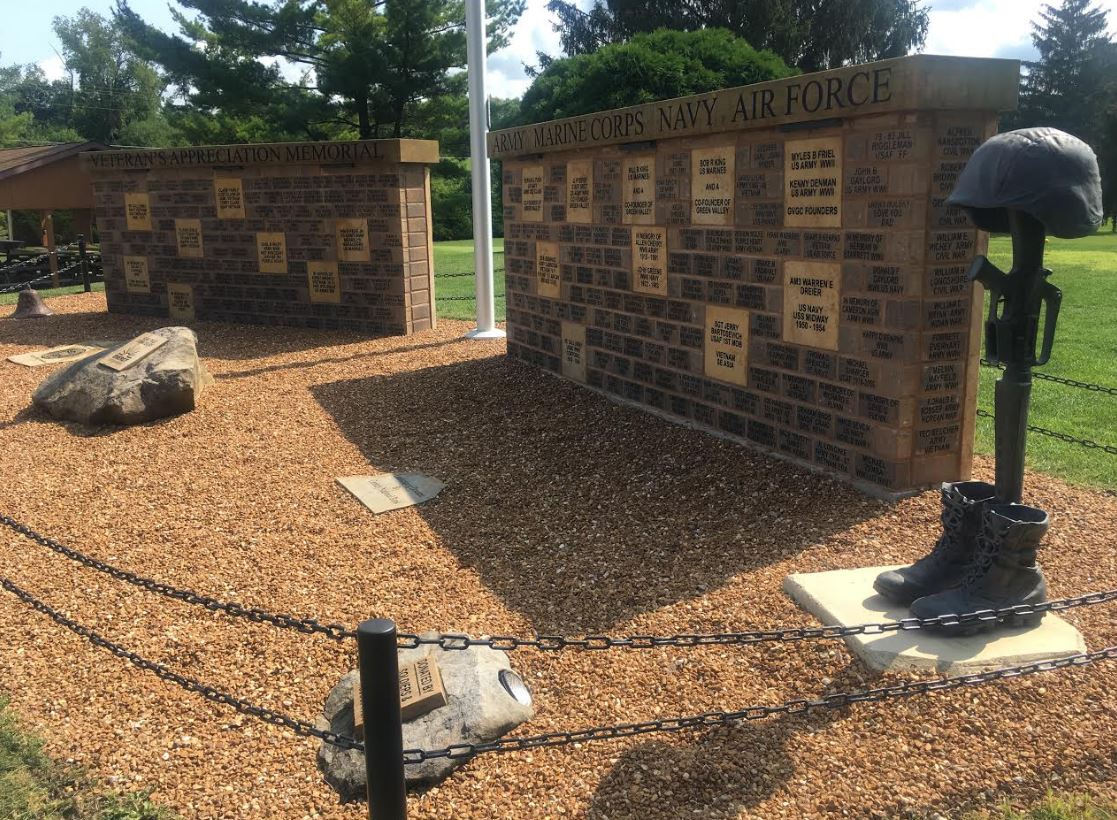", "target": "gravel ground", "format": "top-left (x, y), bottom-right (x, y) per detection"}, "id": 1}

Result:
top-left (1, 292), bottom-right (1115, 820)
